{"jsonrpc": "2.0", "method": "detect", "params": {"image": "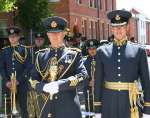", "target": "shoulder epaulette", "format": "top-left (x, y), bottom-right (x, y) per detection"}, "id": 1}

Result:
top-left (67, 47), bottom-right (81, 52)
top-left (83, 55), bottom-right (88, 61)
top-left (128, 41), bottom-right (141, 46)
top-left (109, 42), bottom-right (113, 44)
top-left (83, 55), bottom-right (88, 58)
top-left (99, 42), bottom-right (112, 47)
top-left (21, 45), bottom-right (33, 48)
top-left (35, 48), bottom-right (49, 54)
top-left (2, 45), bottom-right (10, 50)
top-left (105, 42), bottom-right (112, 45)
